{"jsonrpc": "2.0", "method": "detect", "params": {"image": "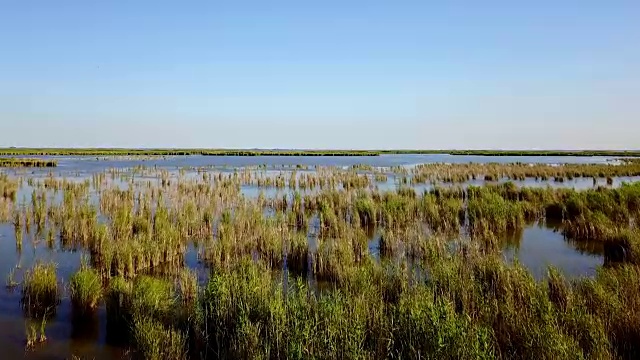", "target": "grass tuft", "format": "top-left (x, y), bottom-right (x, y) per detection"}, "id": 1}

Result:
top-left (21, 262), bottom-right (59, 316)
top-left (70, 267), bottom-right (102, 311)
